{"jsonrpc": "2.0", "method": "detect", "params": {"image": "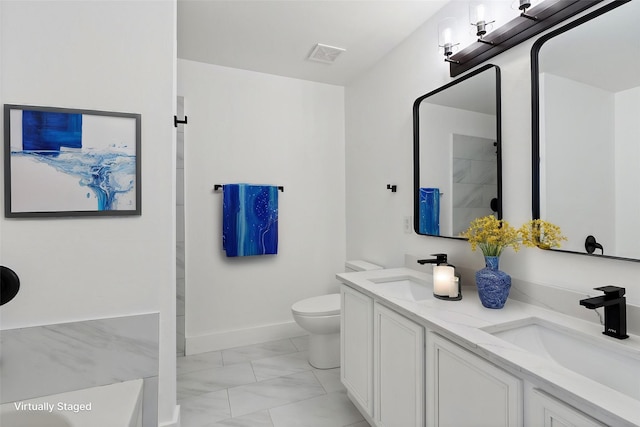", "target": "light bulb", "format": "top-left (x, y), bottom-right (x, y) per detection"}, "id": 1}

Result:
top-left (442, 27), bottom-right (452, 45)
top-left (476, 4), bottom-right (486, 22)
